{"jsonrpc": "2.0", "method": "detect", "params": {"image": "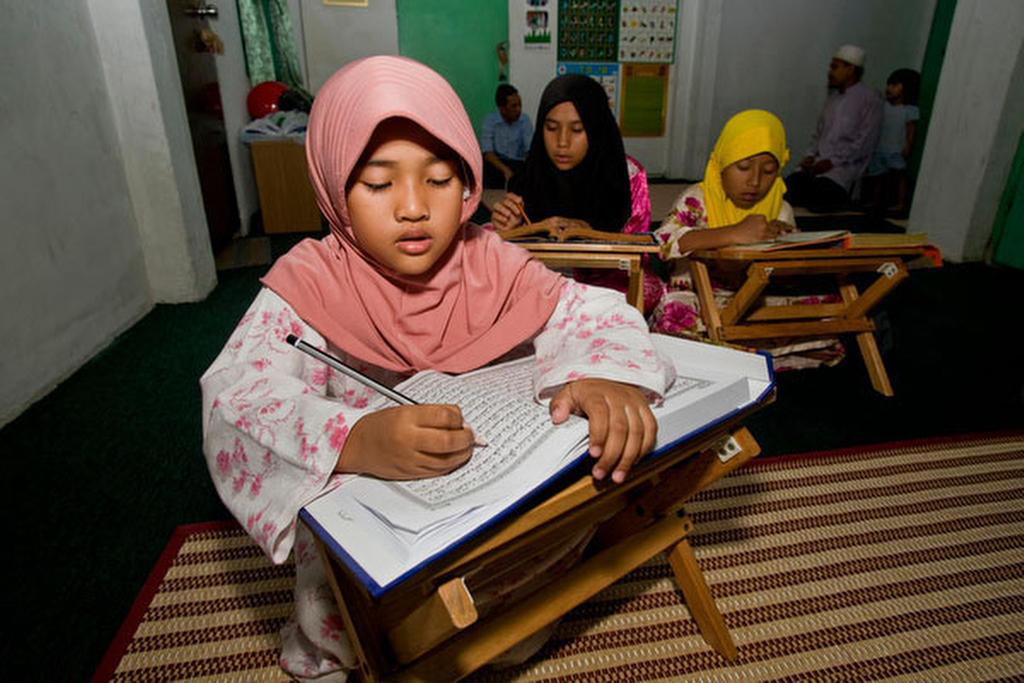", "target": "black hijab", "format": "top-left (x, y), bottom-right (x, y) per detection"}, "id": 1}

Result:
top-left (511, 74), bottom-right (632, 233)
